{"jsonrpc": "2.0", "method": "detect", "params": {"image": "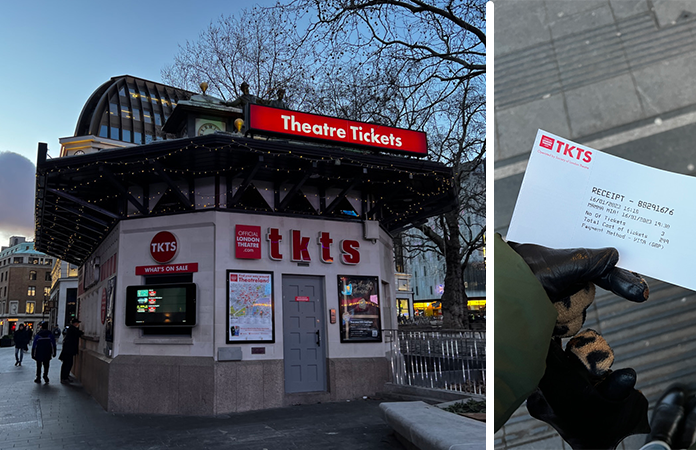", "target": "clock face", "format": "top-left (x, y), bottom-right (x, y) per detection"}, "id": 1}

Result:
top-left (198, 122), bottom-right (221, 136)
